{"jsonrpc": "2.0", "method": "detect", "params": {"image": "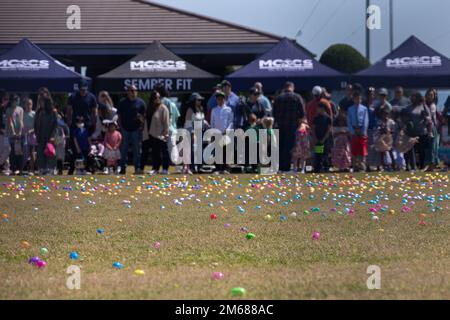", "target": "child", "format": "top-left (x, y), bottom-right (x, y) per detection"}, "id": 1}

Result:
top-left (438, 116), bottom-right (450, 170)
top-left (331, 113), bottom-right (351, 172)
top-left (244, 113), bottom-right (260, 173)
top-left (259, 116), bottom-right (276, 174)
top-left (73, 116), bottom-right (90, 175)
top-left (374, 108), bottom-right (396, 171)
top-left (54, 114), bottom-right (69, 175)
top-left (313, 102), bottom-right (332, 173)
top-left (291, 119), bottom-right (311, 173)
top-left (103, 120), bottom-right (122, 174)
